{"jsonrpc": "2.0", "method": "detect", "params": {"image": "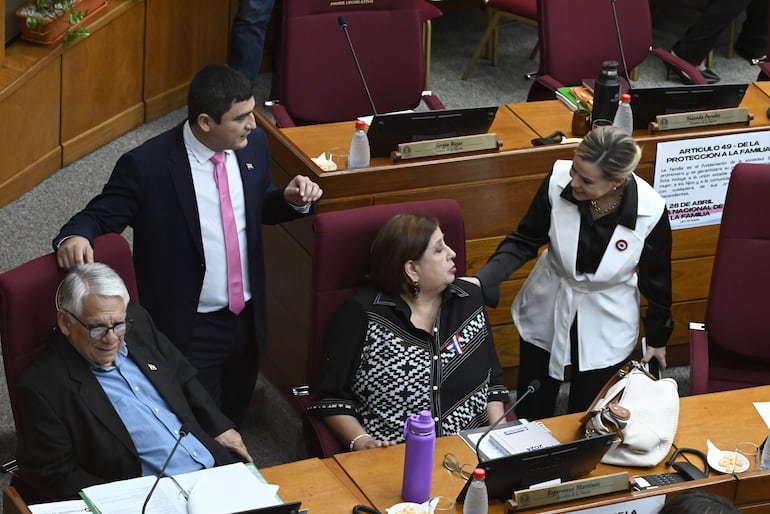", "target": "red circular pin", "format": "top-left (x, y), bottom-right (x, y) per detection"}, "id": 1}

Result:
top-left (616, 239), bottom-right (628, 251)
